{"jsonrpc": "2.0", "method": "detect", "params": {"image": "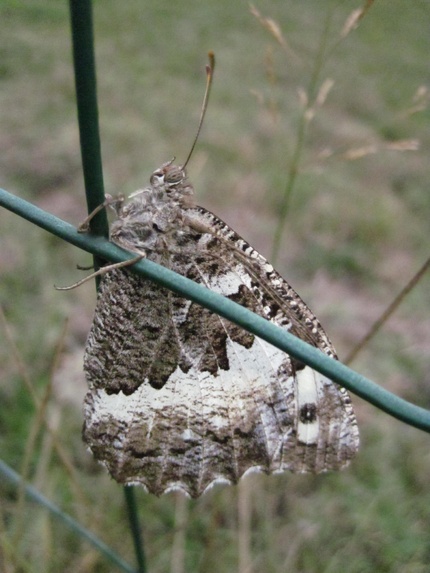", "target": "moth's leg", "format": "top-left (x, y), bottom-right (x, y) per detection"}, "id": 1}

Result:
top-left (55, 254), bottom-right (145, 291)
top-left (78, 194), bottom-right (125, 233)
top-left (58, 194), bottom-right (146, 290)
